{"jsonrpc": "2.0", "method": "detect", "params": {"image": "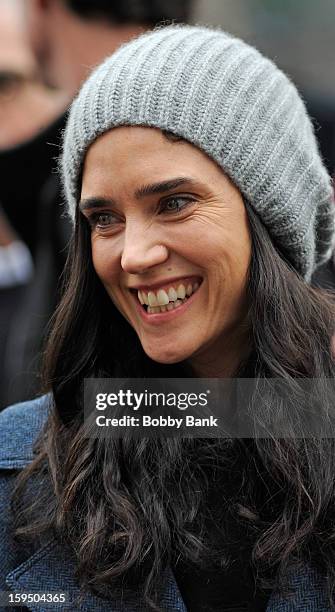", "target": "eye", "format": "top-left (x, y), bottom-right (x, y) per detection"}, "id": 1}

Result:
top-left (159, 196), bottom-right (194, 214)
top-left (87, 211), bottom-right (119, 229)
top-left (96, 213), bottom-right (114, 226)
